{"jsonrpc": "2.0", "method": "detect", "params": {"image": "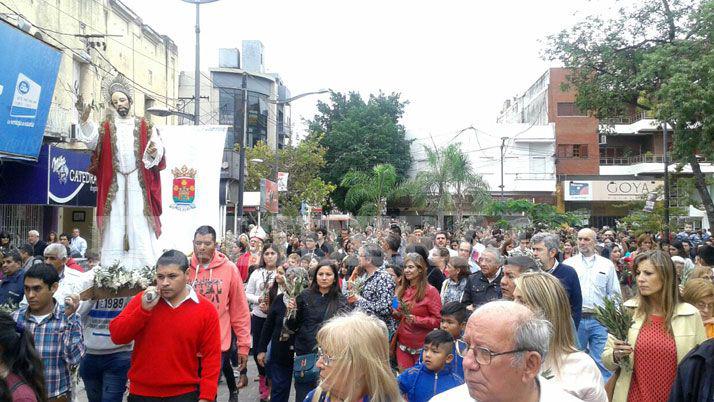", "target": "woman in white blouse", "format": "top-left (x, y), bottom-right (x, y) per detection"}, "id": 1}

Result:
top-left (514, 271), bottom-right (607, 402)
